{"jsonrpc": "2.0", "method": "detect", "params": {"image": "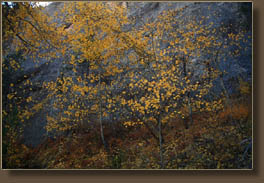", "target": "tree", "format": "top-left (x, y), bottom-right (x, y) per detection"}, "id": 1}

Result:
top-left (3, 2), bottom-right (251, 168)
top-left (33, 2), bottom-right (137, 152)
top-left (118, 5), bottom-right (251, 168)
